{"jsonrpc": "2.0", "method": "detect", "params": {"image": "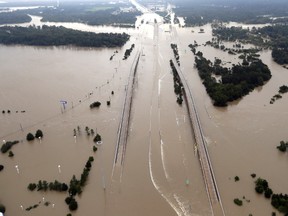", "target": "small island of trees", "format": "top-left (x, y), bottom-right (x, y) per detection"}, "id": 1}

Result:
top-left (0, 25), bottom-right (130, 48)
top-left (194, 51), bottom-right (271, 106)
